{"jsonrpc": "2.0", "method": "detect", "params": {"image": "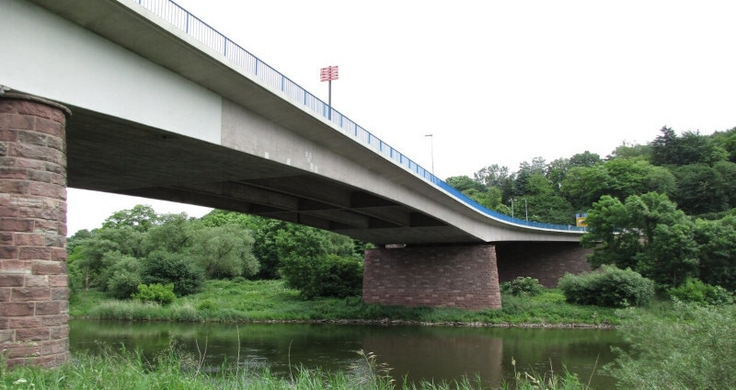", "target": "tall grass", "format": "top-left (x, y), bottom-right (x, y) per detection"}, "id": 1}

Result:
top-left (606, 302), bottom-right (736, 389)
top-left (1, 348), bottom-right (588, 390)
top-left (78, 280), bottom-right (620, 327)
